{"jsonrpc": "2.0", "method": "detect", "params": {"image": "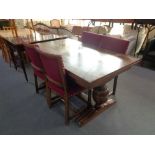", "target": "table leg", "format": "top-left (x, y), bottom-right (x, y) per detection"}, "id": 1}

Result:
top-left (93, 85), bottom-right (109, 107)
top-left (76, 84), bottom-right (116, 126)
